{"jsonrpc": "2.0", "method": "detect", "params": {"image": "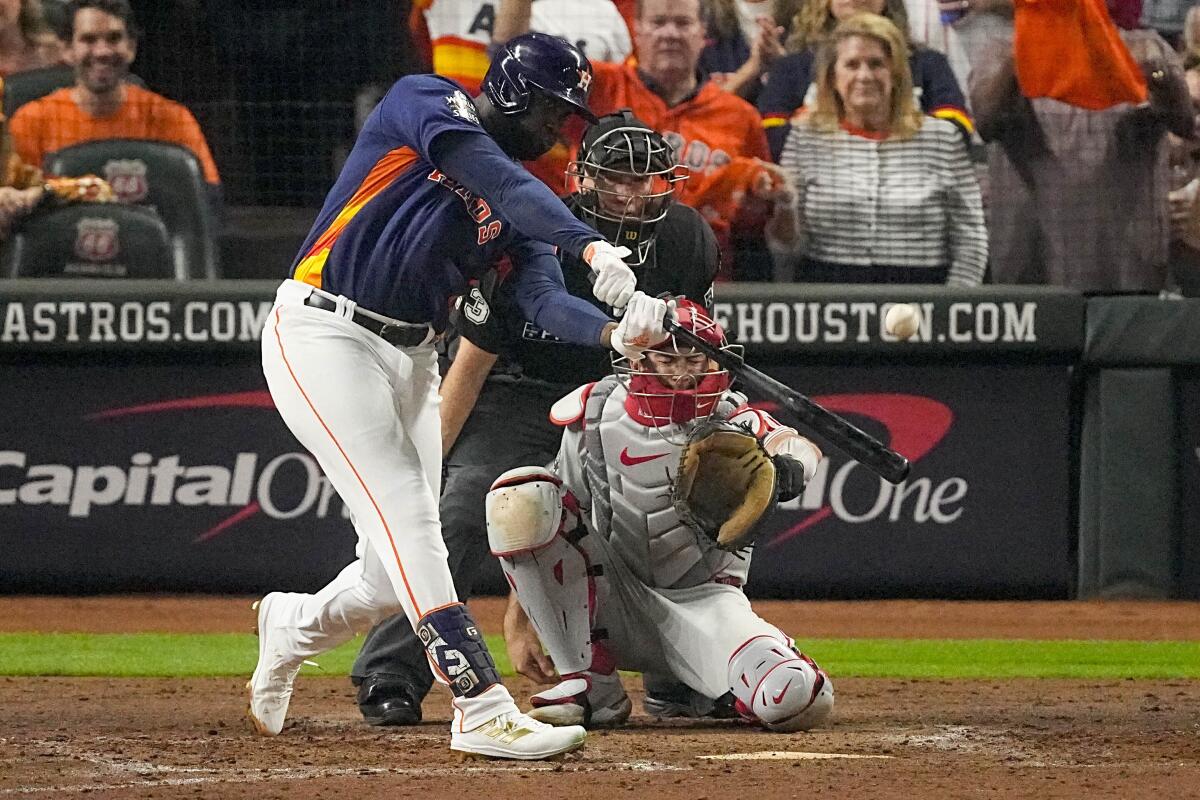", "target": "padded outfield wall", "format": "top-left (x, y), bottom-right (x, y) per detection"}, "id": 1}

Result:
top-left (1, 280), bottom-right (1191, 599)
